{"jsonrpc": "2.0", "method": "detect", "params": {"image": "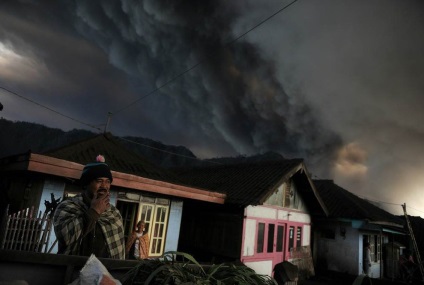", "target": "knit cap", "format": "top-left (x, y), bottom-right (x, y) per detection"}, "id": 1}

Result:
top-left (80, 155), bottom-right (113, 186)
